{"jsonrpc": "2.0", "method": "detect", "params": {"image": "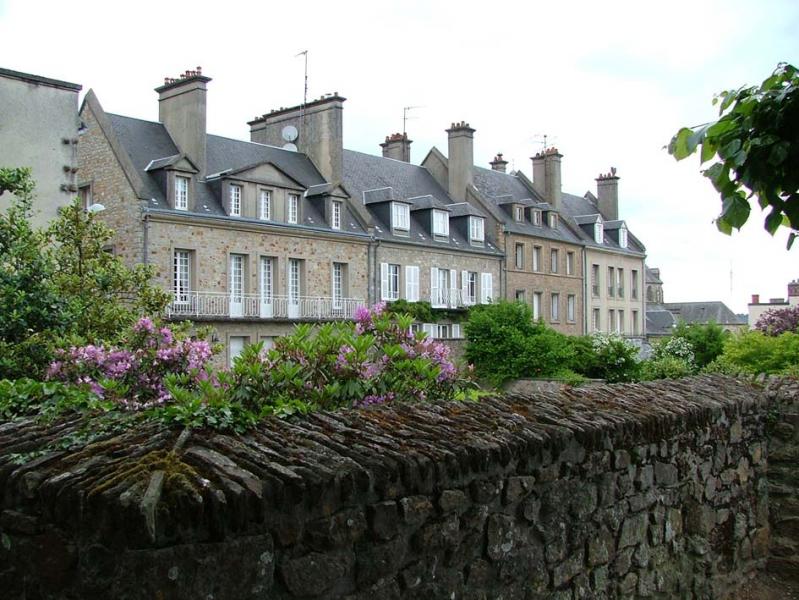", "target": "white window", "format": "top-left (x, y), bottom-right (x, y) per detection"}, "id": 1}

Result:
top-left (515, 289), bottom-right (526, 302)
top-left (550, 249), bottom-right (559, 273)
top-left (631, 270), bottom-right (639, 299)
top-left (392, 202), bottom-right (410, 231)
top-left (514, 206), bottom-right (524, 222)
top-left (617, 268), bottom-right (625, 298)
top-left (531, 210), bottom-right (542, 226)
top-left (288, 258), bottom-right (301, 308)
top-left (462, 271), bottom-right (477, 305)
top-left (619, 224), bottom-right (628, 249)
top-left (332, 262), bottom-right (344, 309)
top-left (175, 176), bottom-right (189, 210)
top-left (433, 210), bottom-right (449, 236)
top-left (515, 243), bottom-right (524, 269)
top-left (259, 190), bottom-right (272, 220)
top-left (566, 252), bottom-right (575, 276)
top-left (594, 221), bottom-right (604, 244)
top-left (549, 213), bottom-right (558, 229)
top-left (229, 185), bottom-right (242, 216)
top-left (480, 272), bottom-right (493, 304)
top-left (230, 254), bottom-right (245, 317)
top-left (381, 263), bottom-right (400, 301)
top-left (405, 265), bottom-right (420, 302)
top-left (618, 309), bottom-right (625, 334)
top-left (288, 194), bottom-right (299, 224)
top-left (592, 264), bottom-right (600, 297)
top-left (229, 336), bottom-right (247, 368)
top-left (470, 217), bottom-right (485, 242)
top-left (608, 309), bottom-right (615, 333)
top-left (260, 256), bottom-right (274, 318)
top-left (331, 201), bottom-right (342, 230)
top-left (173, 250), bottom-right (190, 304)
top-left (608, 267), bottom-right (615, 297)
top-left (533, 246), bottom-right (541, 272)
top-left (533, 292), bottom-right (542, 320)
top-left (567, 294), bottom-right (576, 322)
top-left (592, 308), bottom-right (601, 332)
top-left (551, 293), bottom-right (560, 321)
